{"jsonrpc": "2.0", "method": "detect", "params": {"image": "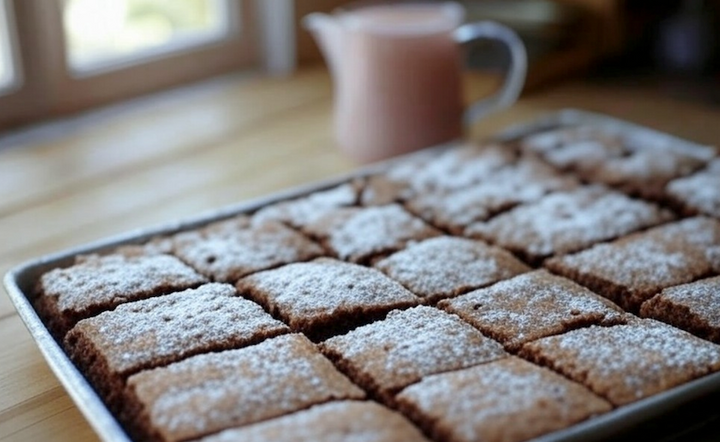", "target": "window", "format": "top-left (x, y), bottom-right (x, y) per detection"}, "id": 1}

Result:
top-left (0, 0), bottom-right (265, 130)
top-left (64, 0), bottom-right (235, 74)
